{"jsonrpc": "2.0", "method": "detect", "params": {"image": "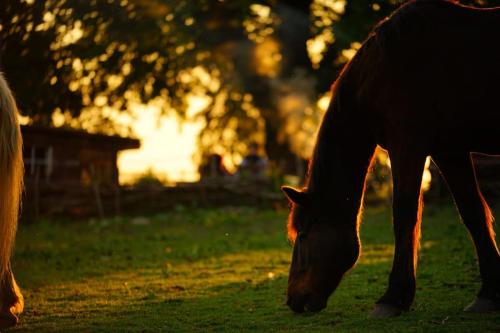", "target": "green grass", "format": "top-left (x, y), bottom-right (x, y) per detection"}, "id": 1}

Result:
top-left (10, 204), bottom-right (500, 332)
